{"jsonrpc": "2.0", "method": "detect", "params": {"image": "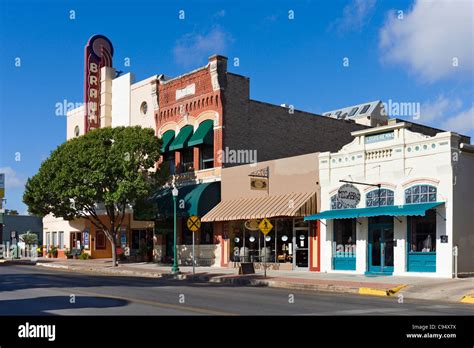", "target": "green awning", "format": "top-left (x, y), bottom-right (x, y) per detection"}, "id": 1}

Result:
top-left (134, 182), bottom-right (221, 221)
top-left (188, 120), bottom-right (214, 147)
top-left (160, 130), bottom-right (175, 153)
top-left (304, 202), bottom-right (444, 221)
top-left (169, 125), bottom-right (193, 151)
